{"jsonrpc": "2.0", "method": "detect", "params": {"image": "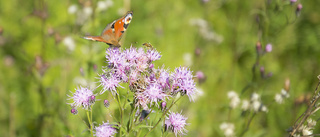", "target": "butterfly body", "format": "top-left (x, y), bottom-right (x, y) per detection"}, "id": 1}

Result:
top-left (83, 11), bottom-right (133, 47)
